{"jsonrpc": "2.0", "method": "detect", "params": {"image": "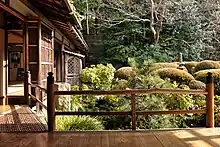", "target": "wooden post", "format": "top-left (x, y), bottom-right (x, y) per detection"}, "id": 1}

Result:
top-left (35, 88), bottom-right (40, 115)
top-left (28, 71), bottom-right (31, 106)
top-left (47, 72), bottom-right (55, 132)
top-left (24, 21), bottom-right (29, 105)
top-left (38, 21), bottom-right (42, 86)
top-left (206, 72), bottom-right (214, 128)
top-left (131, 94), bottom-right (136, 130)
